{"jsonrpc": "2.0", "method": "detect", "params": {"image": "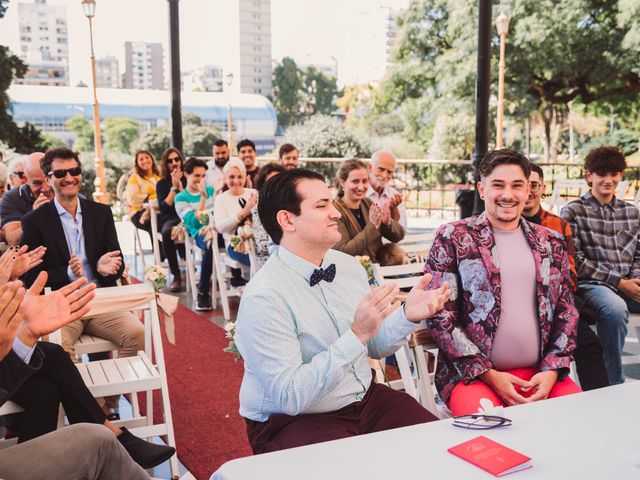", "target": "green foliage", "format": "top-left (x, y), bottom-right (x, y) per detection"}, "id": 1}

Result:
top-left (272, 57), bottom-right (304, 126)
top-left (283, 115), bottom-right (373, 158)
top-left (134, 114), bottom-right (221, 159)
top-left (39, 134), bottom-right (67, 150)
top-left (104, 117), bottom-right (140, 154)
top-left (65, 116), bottom-right (95, 152)
top-left (580, 129), bottom-right (639, 157)
top-left (272, 57), bottom-right (340, 127)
